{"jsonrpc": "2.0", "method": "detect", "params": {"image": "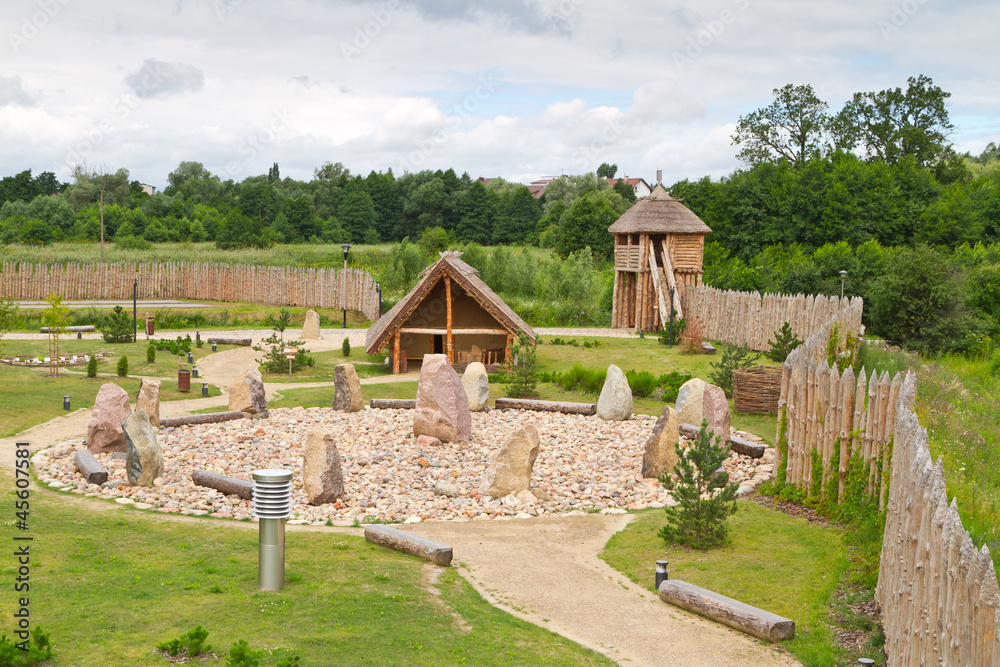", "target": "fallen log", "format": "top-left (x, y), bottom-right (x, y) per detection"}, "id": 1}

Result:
top-left (192, 470), bottom-right (253, 500)
top-left (159, 411), bottom-right (245, 428)
top-left (40, 325), bottom-right (95, 333)
top-left (206, 337), bottom-right (252, 347)
top-left (364, 525), bottom-right (453, 566)
top-left (494, 398), bottom-right (596, 415)
top-left (679, 423), bottom-right (701, 440)
top-left (659, 579), bottom-right (794, 642)
top-left (729, 435), bottom-right (765, 458)
top-left (370, 399), bottom-right (416, 410)
top-left (73, 450), bottom-right (108, 485)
